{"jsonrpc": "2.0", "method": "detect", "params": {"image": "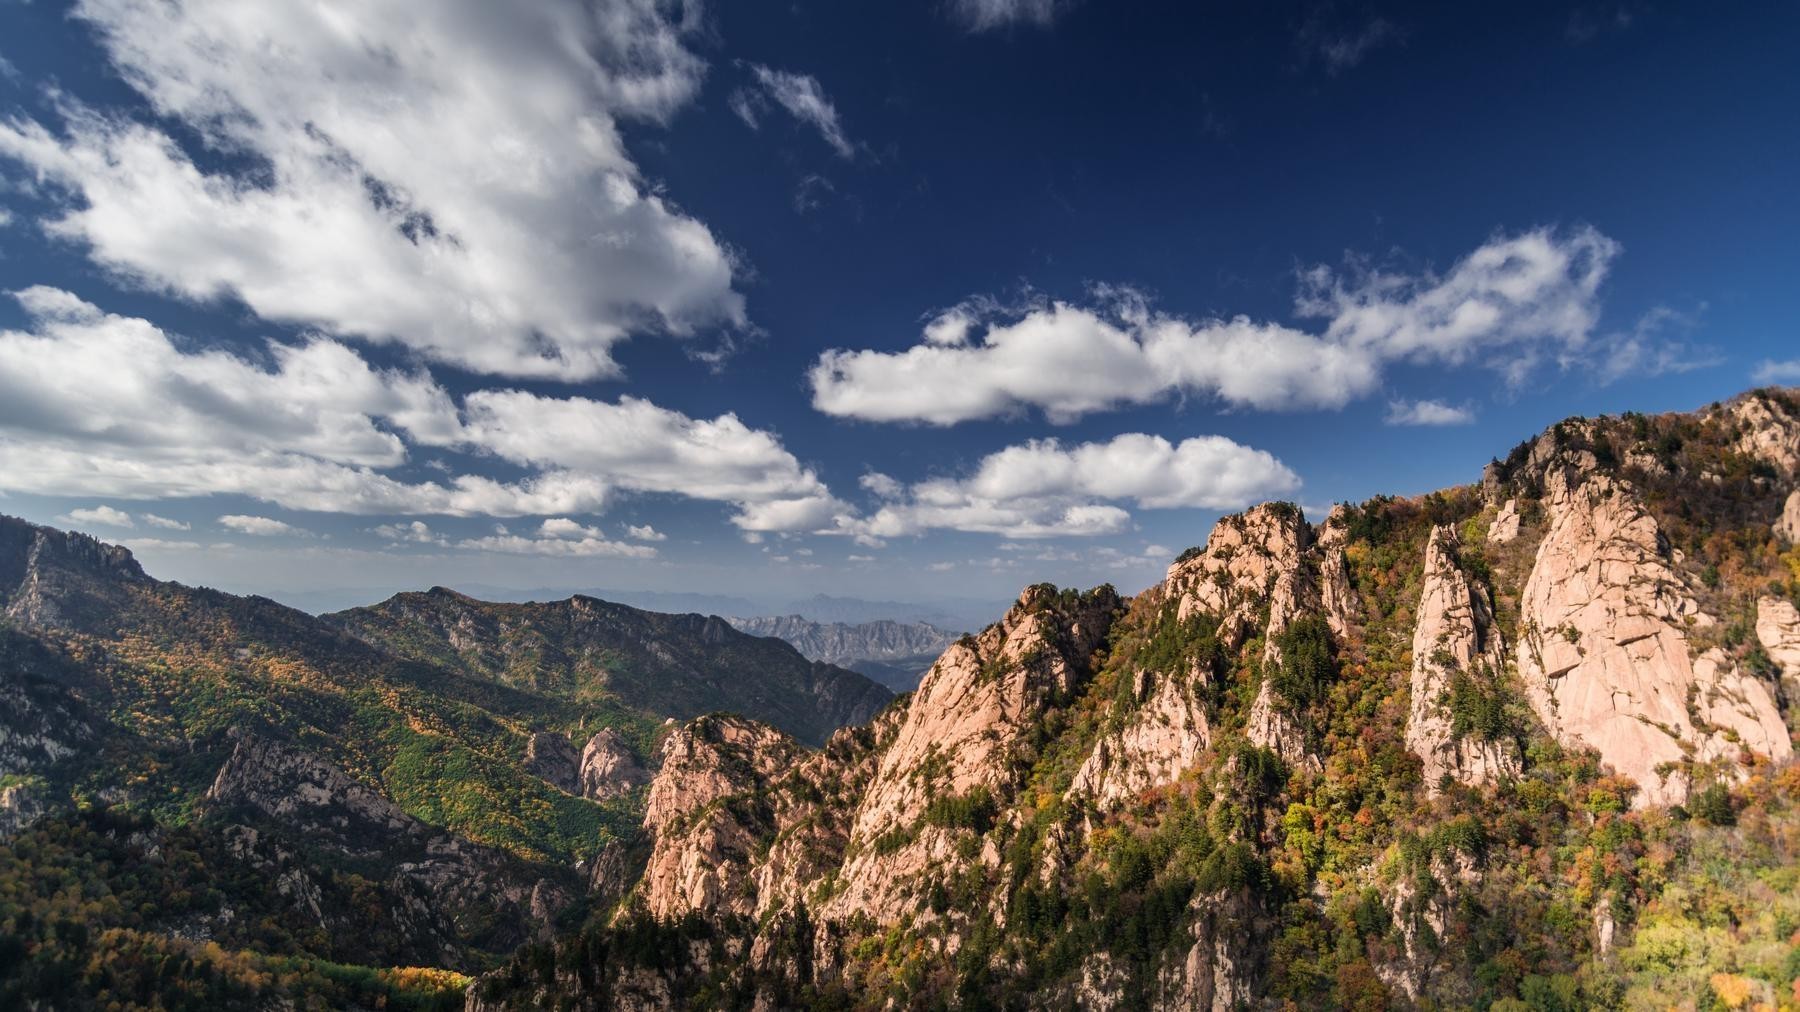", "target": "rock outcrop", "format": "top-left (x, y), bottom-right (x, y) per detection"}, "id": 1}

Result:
top-left (639, 715), bottom-right (805, 921)
top-left (1729, 392), bottom-right (1800, 477)
top-left (524, 731), bottom-right (580, 794)
top-left (1516, 468), bottom-right (1790, 806)
top-left (826, 585), bottom-right (1120, 924)
top-left (1757, 596), bottom-right (1800, 698)
top-left (1777, 489), bottom-right (1800, 544)
top-left (1068, 656), bottom-right (1212, 811)
top-left (1406, 526), bottom-right (1521, 791)
top-left (206, 731), bottom-right (569, 956)
top-left (0, 515), bottom-right (147, 632)
top-left (579, 728), bottom-right (649, 800)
